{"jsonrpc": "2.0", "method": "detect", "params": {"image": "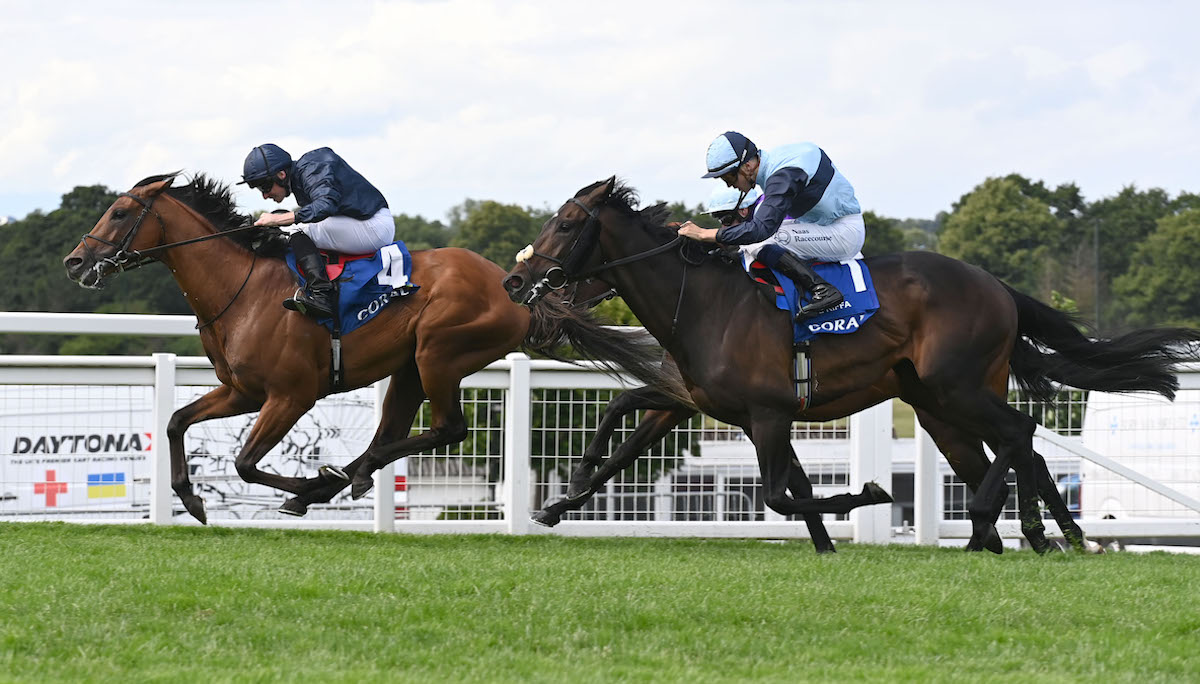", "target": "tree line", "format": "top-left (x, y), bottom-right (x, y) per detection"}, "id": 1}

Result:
top-left (3, 173), bottom-right (1198, 355)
